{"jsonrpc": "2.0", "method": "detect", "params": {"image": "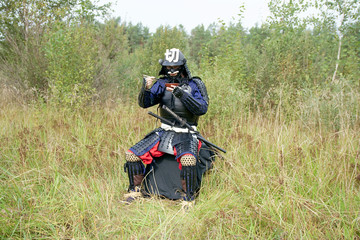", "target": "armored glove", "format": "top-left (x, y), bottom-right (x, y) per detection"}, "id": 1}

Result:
top-left (172, 86), bottom-right (184, 98)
